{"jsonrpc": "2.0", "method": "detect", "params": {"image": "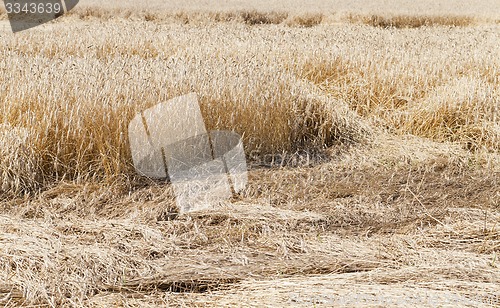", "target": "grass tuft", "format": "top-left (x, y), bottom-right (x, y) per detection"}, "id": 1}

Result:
top-left (348, 14), bottom-right (476, 28)
top-left (285, 13), bottom-right (323, 27)
top-left (240, 10), bottom-right (288, 25)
